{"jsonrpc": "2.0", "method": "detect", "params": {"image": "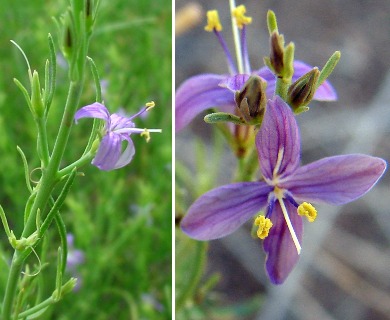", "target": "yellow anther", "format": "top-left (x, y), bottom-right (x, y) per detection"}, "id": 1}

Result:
top-left (297, 202), bottom-right (317, 222)
top-left (254, 215), bottom-right (273, 239)
top-left (140, 129), bottom-right (151, 142)
top-left (232, 5), bottom-right (252, 29)
top-left (145, 101), bottom-right (155, 111)
top-left (204, 10), bottom-right (222, 32)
